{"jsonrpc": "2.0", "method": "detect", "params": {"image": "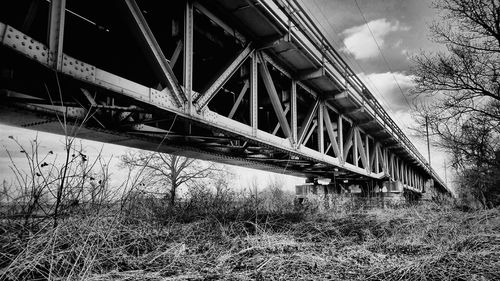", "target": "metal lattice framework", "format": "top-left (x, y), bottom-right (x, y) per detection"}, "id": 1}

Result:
top-left (0, 0), bottom-right (450, 194)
